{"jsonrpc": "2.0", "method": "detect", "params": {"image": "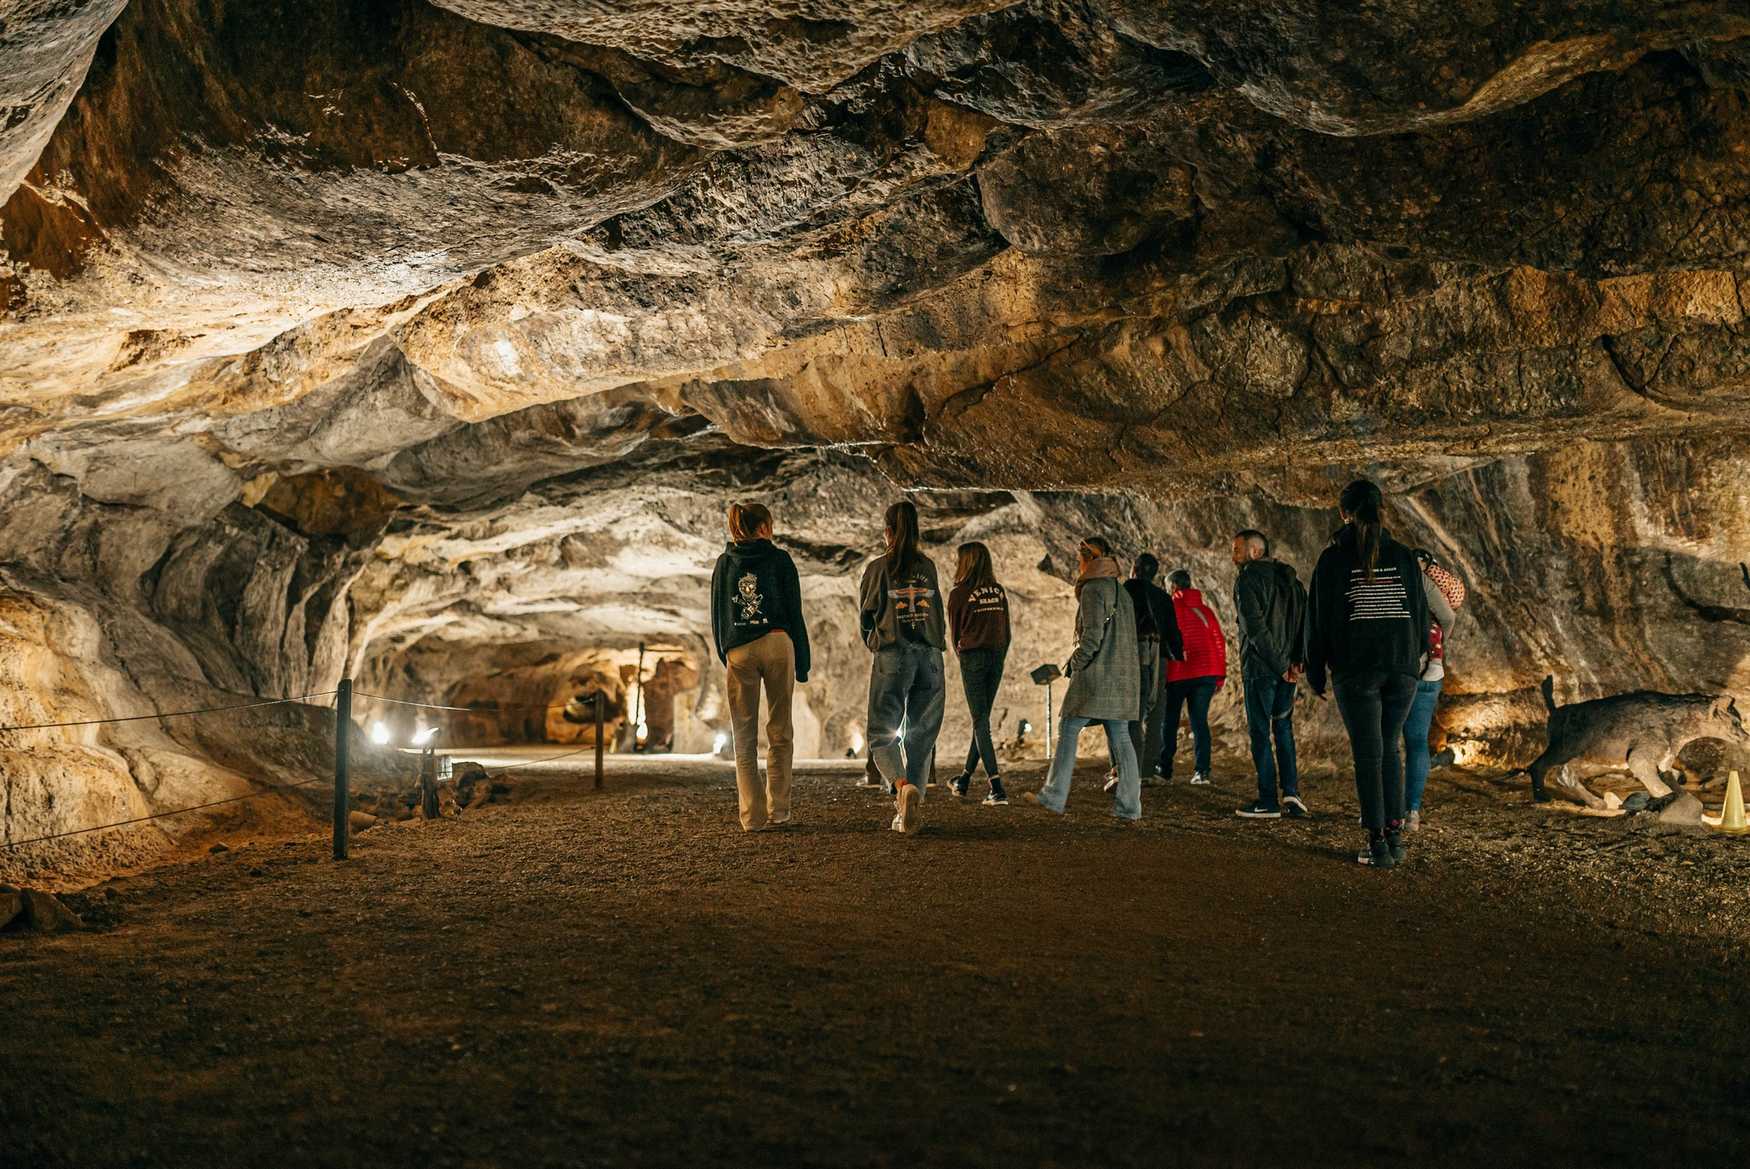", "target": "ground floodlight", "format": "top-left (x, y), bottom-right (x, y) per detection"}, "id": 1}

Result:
top-left (369, 721), bottom-right (391, 745)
